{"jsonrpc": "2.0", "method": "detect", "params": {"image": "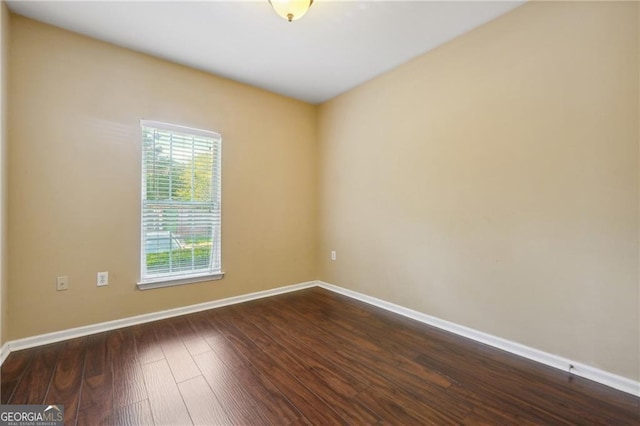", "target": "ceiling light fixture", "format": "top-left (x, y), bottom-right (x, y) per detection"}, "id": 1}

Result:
top-left (269, 0), bottom-right (314, 22)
